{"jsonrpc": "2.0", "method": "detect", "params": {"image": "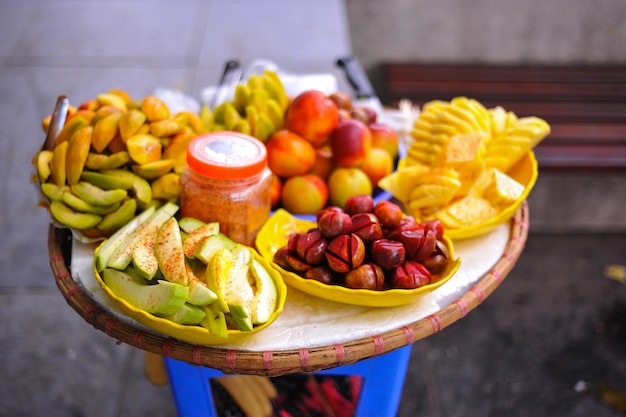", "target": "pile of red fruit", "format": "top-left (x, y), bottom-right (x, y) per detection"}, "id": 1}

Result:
top-left (266, 90), bottom-right (400, 215)
top-left (273, 195), bottom-right (451, 291)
